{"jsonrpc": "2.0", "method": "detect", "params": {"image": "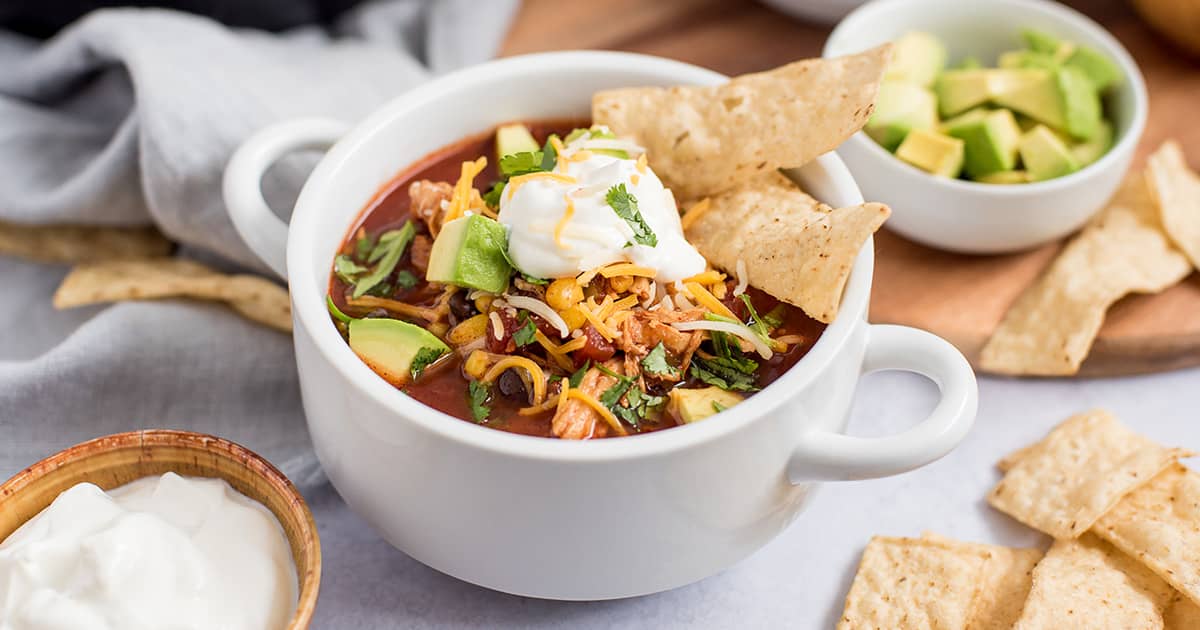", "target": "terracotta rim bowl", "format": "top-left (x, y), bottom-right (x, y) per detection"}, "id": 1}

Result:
top-left (0, 429), bottom-right (321, 629)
